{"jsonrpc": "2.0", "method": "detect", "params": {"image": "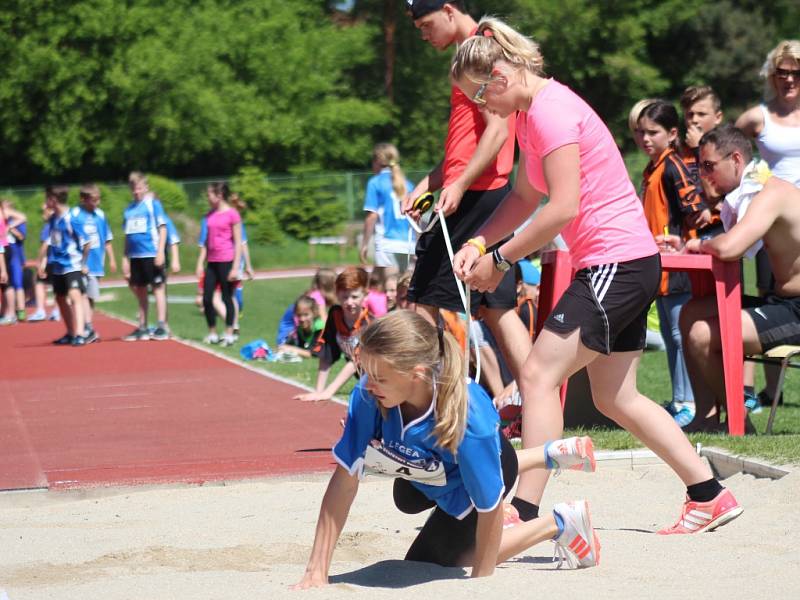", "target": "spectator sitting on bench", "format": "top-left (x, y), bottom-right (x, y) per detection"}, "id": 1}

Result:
top-left (669, 125), bottom-right (800, 432)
